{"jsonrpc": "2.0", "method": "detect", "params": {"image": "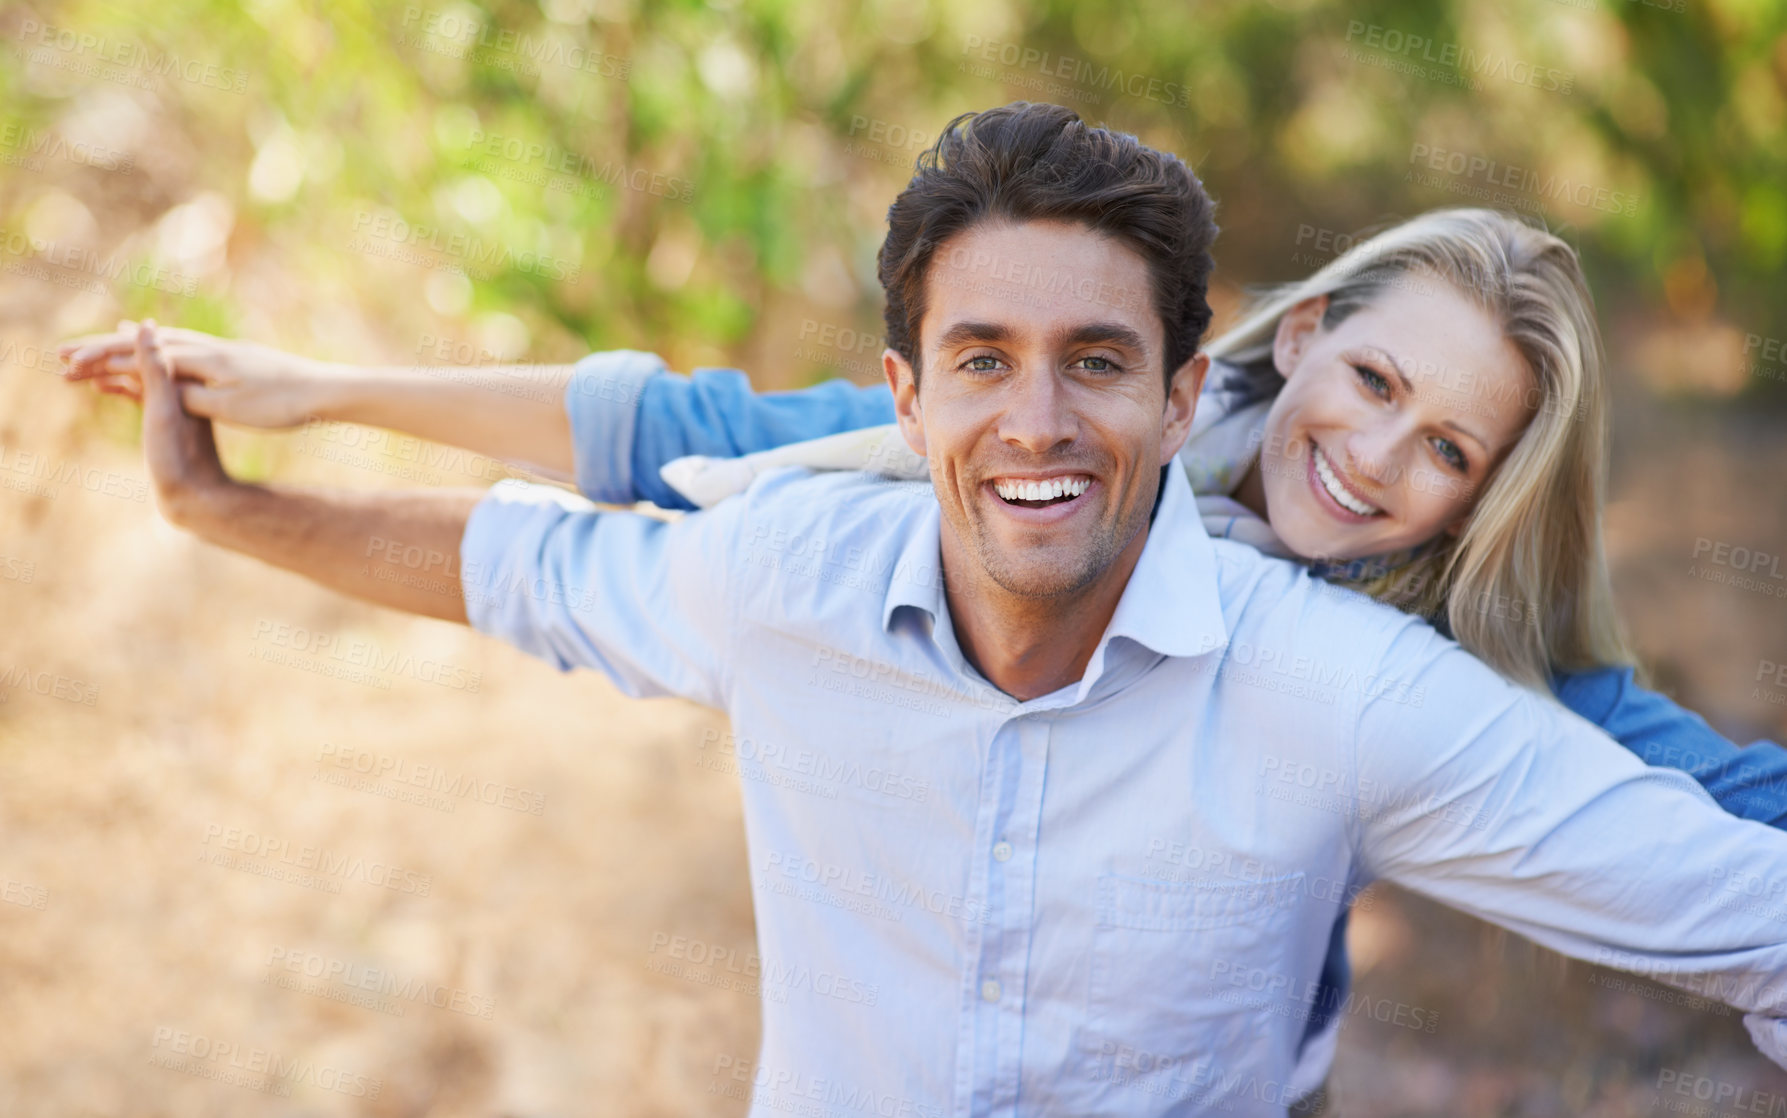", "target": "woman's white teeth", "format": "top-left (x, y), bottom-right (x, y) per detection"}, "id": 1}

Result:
top-left (1313, 446), bottom-right (1381, 516)
top-left (994, 476), bottom-right (1091, 502)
